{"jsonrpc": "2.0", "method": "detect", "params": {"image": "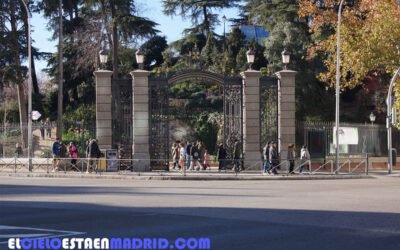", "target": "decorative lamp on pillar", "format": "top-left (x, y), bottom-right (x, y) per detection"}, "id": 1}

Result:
top-left (99, 49), bottom-right (108, 69)
top-left (369, 112), bottom-right (376, 125)
top-left (246, 48), bottom-right (255, 70)
top-left (281, 48), bottom-right (291, 70)
top-left (135, 48), bottom-right (145, 70)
